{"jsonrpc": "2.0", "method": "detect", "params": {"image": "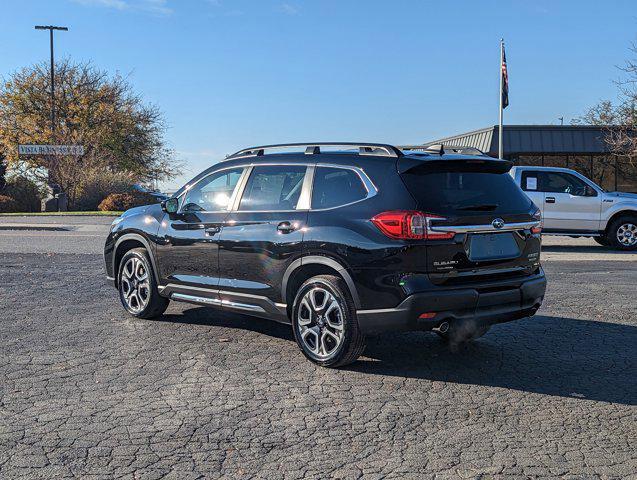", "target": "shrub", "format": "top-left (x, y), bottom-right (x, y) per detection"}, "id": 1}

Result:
top-left (72, 171), bottom-right (135, 211)
top-left (98, 191), bottom-right (158, 212)
top-left (3, 176), bottom-right (41, 212)
top-left (0, 194), bottom-right (19, 213)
